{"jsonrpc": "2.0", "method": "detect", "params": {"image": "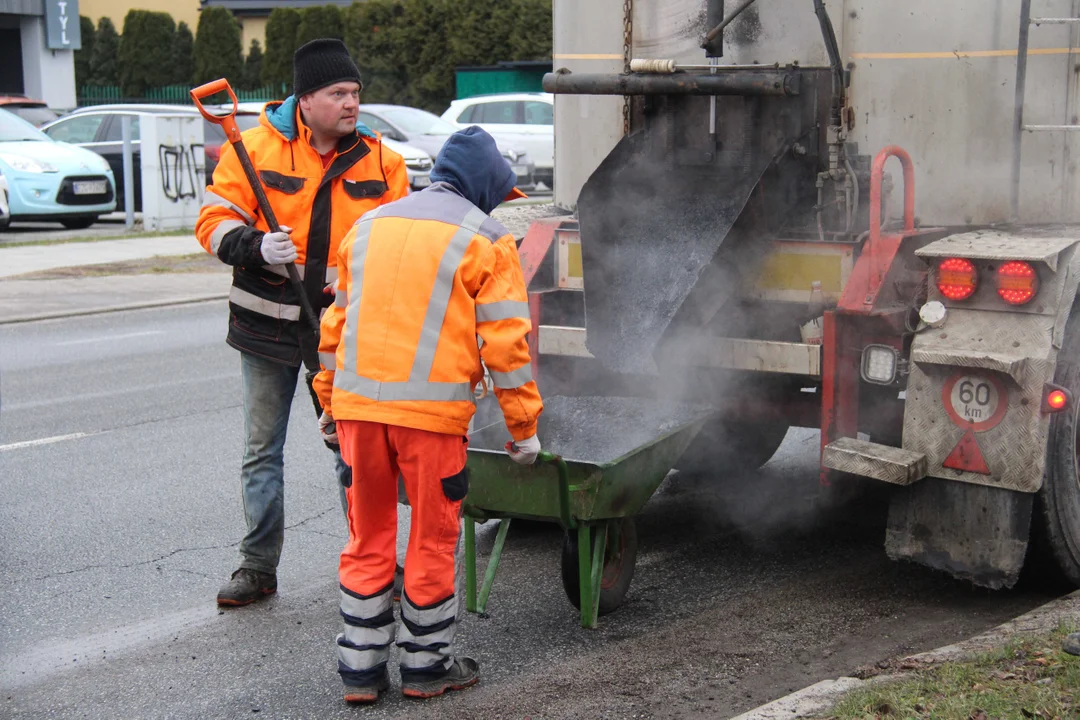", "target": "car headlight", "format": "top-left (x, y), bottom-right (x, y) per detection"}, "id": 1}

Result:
top-left (0, 153), bottom-right (57, 173)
